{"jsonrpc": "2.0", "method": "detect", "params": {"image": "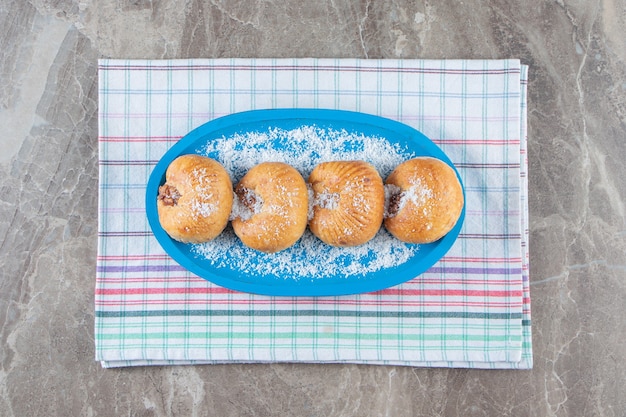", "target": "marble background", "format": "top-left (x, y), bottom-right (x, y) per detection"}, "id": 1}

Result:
top-left (1, 0), bottom-right (625, 416)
